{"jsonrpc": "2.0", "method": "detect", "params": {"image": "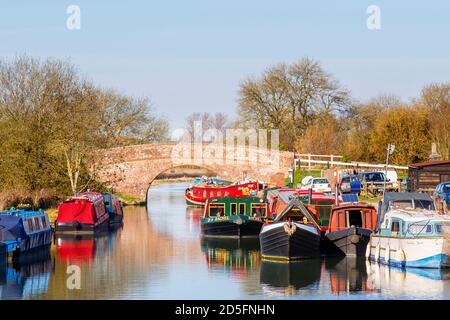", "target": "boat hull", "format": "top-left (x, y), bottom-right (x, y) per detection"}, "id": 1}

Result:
top-left (55, 215), bottom-right (109, 235)
top-left (368, 235), bottom-right (450, 269)
top-left (259, 222), bottom-right (321, 261)
top-left (201, 218), bottom-right (263, 238)
top-left (326, 227), bottom-right (373, 256)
